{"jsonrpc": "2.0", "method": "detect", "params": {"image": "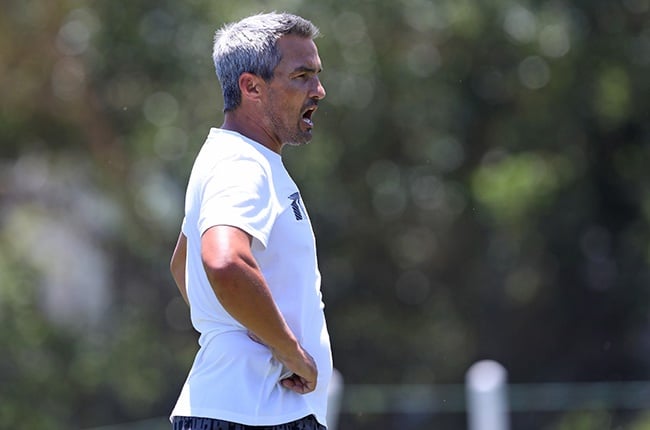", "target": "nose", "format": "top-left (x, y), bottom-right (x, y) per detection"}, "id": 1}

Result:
top-left (312, 76), bottom-right (326, 100)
